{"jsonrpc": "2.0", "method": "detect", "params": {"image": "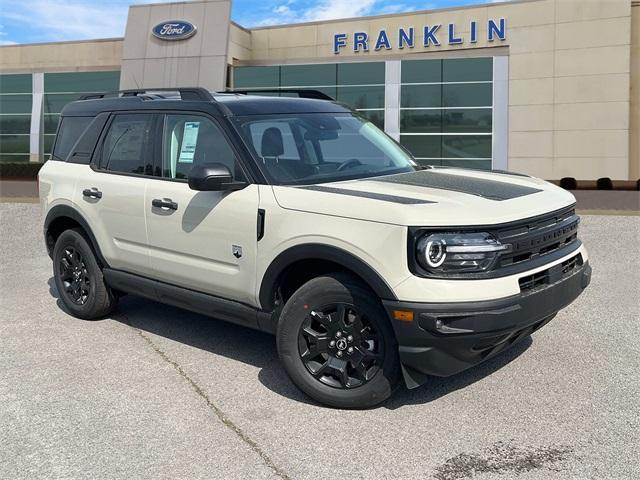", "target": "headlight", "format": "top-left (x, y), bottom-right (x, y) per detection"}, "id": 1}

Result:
top-left (416, 232), bottom-right (511, 274)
